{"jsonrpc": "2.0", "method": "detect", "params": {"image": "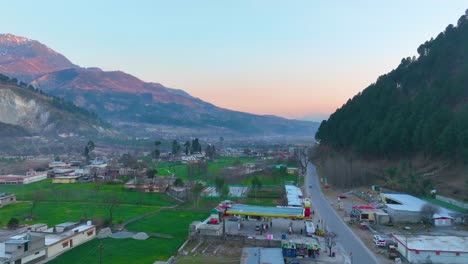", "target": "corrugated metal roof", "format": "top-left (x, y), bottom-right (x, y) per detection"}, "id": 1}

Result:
top-left (381, 193), bottom-right (426, 212)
